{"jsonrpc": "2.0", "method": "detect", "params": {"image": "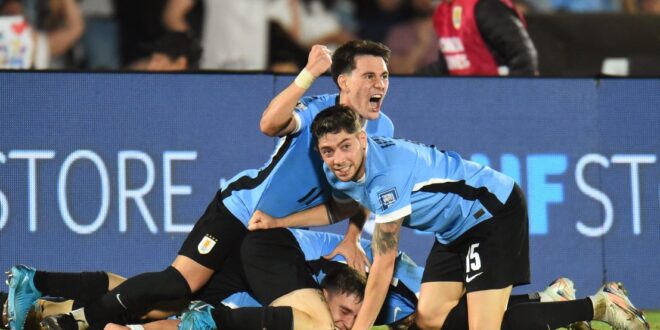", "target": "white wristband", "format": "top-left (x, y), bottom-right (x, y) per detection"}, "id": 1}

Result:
top-left (127, 325), bottom-right (145, 330)
top-left (294, 68), bottom-right (315, 90)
